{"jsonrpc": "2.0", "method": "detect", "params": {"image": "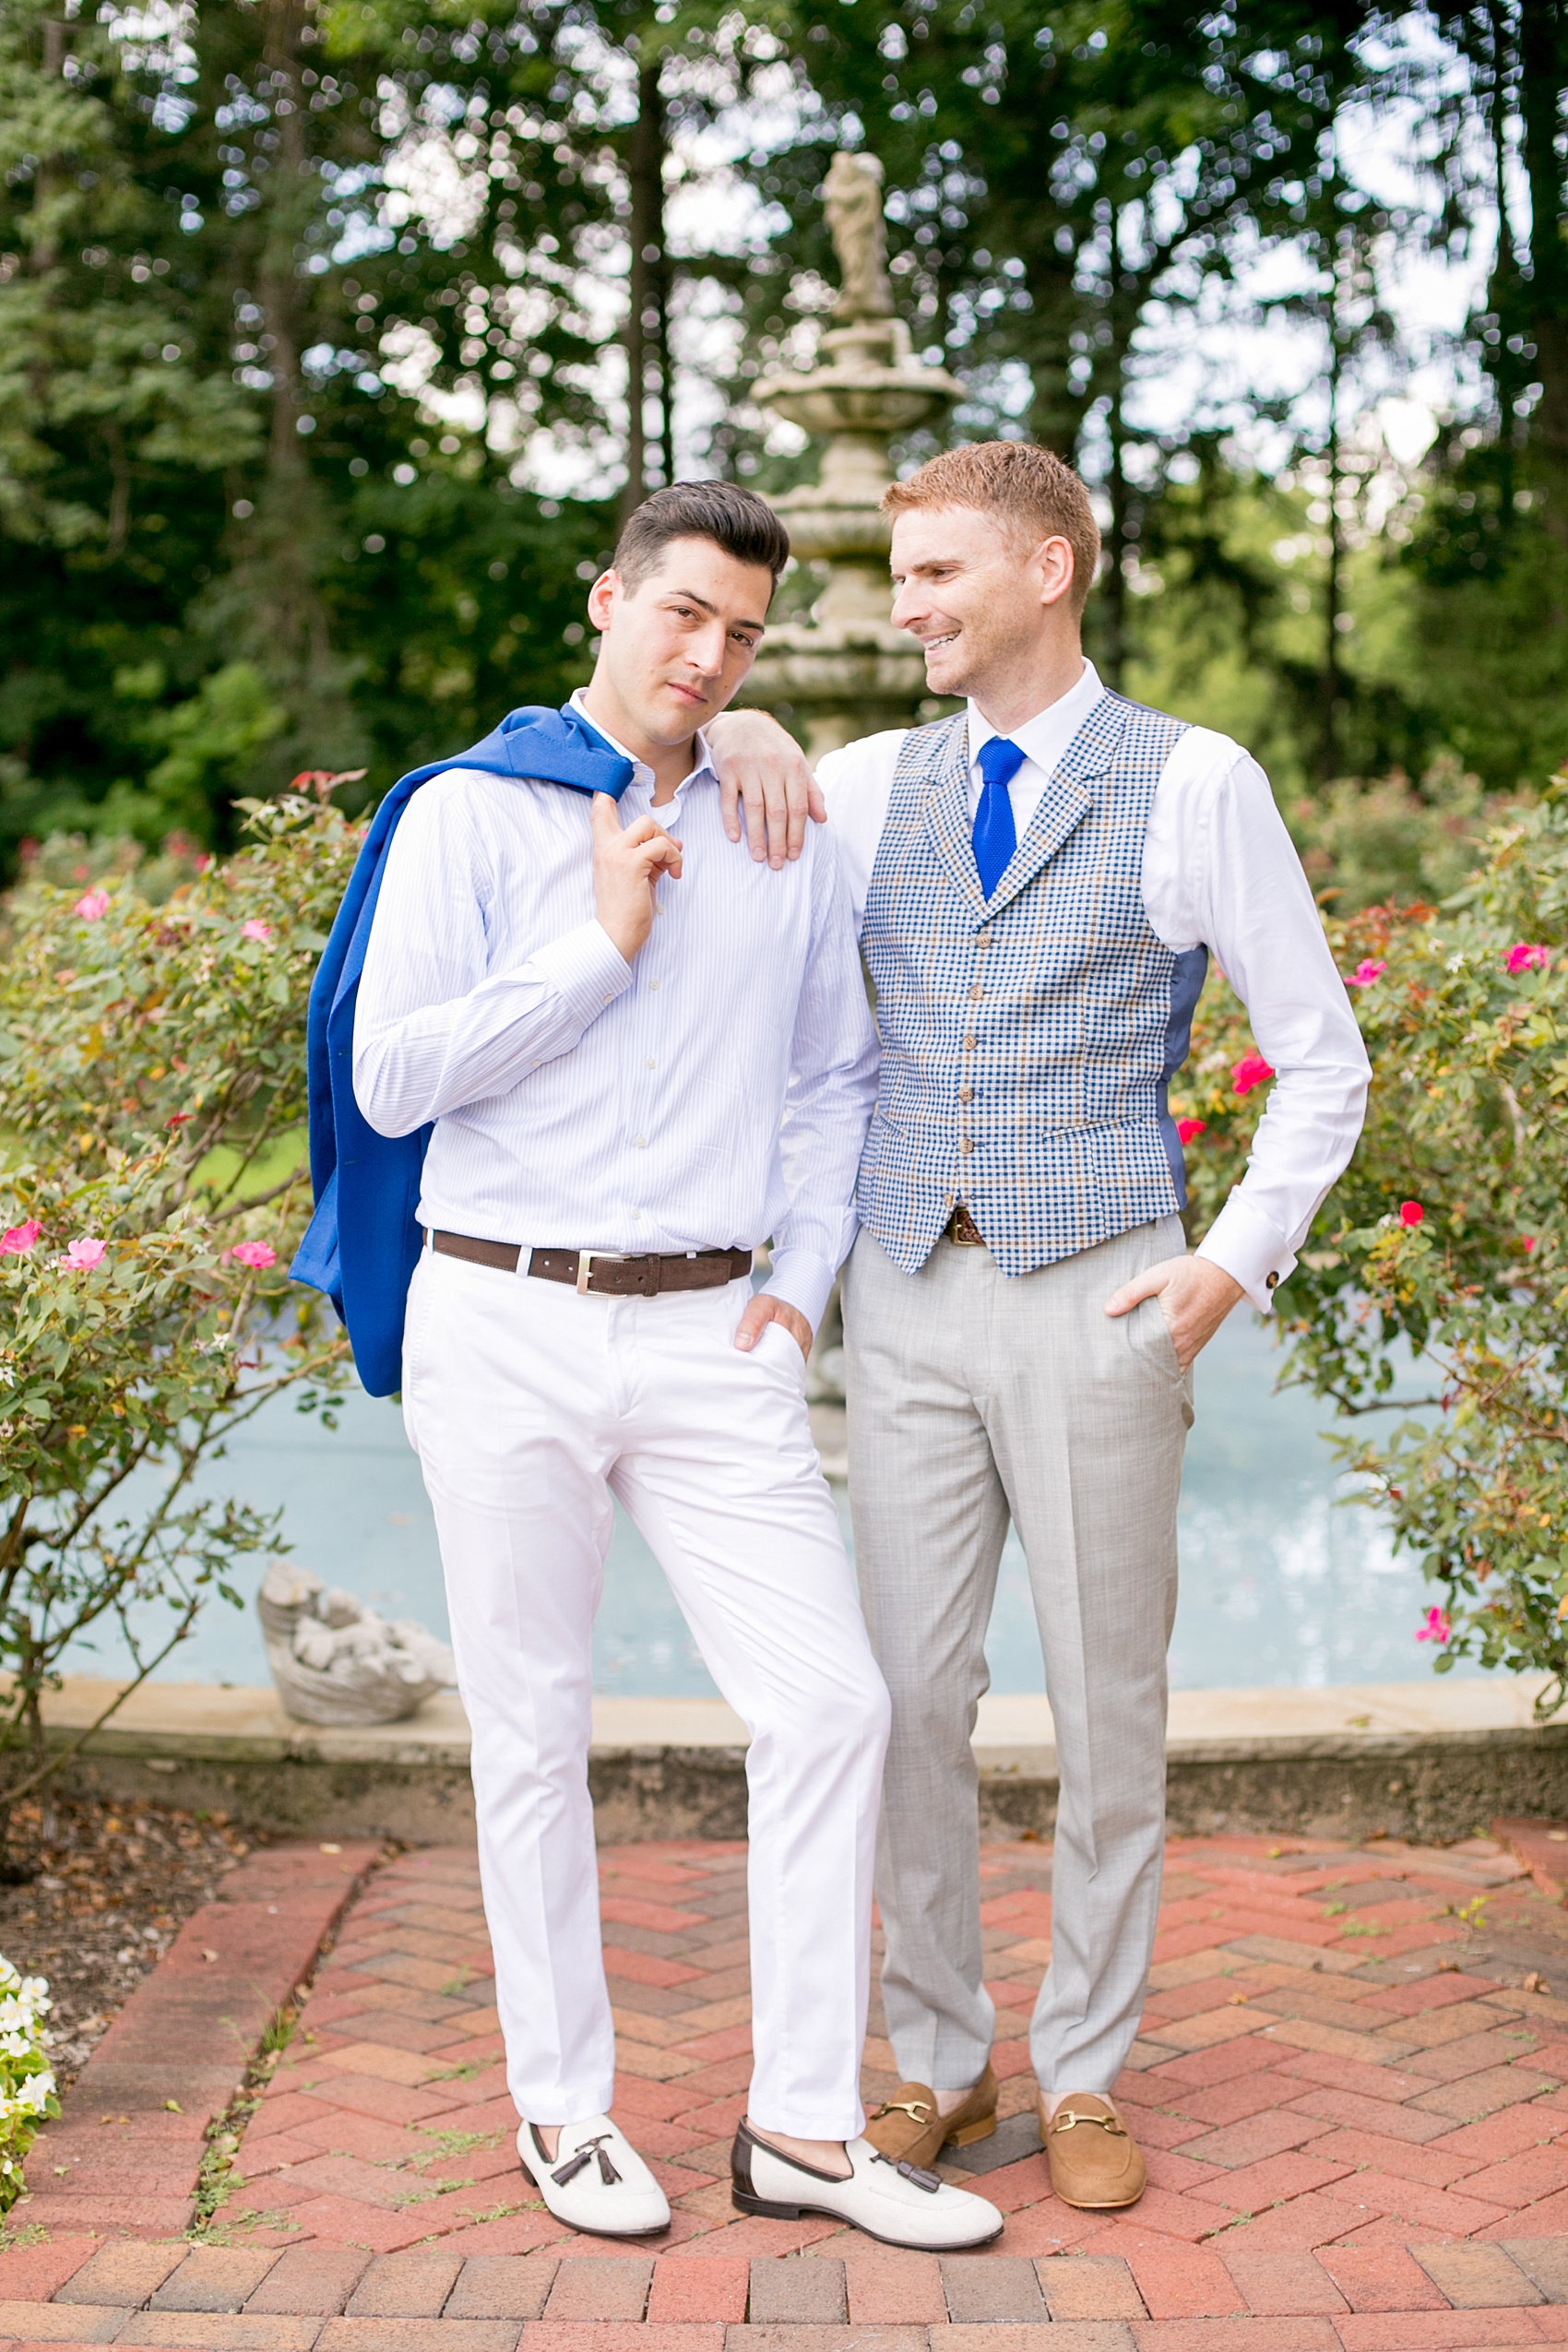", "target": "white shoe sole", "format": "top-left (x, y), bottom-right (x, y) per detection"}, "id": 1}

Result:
top-left (732, 2128), bottom-right (1004, 2251)
top-left (731, 2180), bottom-right (1004, 2250)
